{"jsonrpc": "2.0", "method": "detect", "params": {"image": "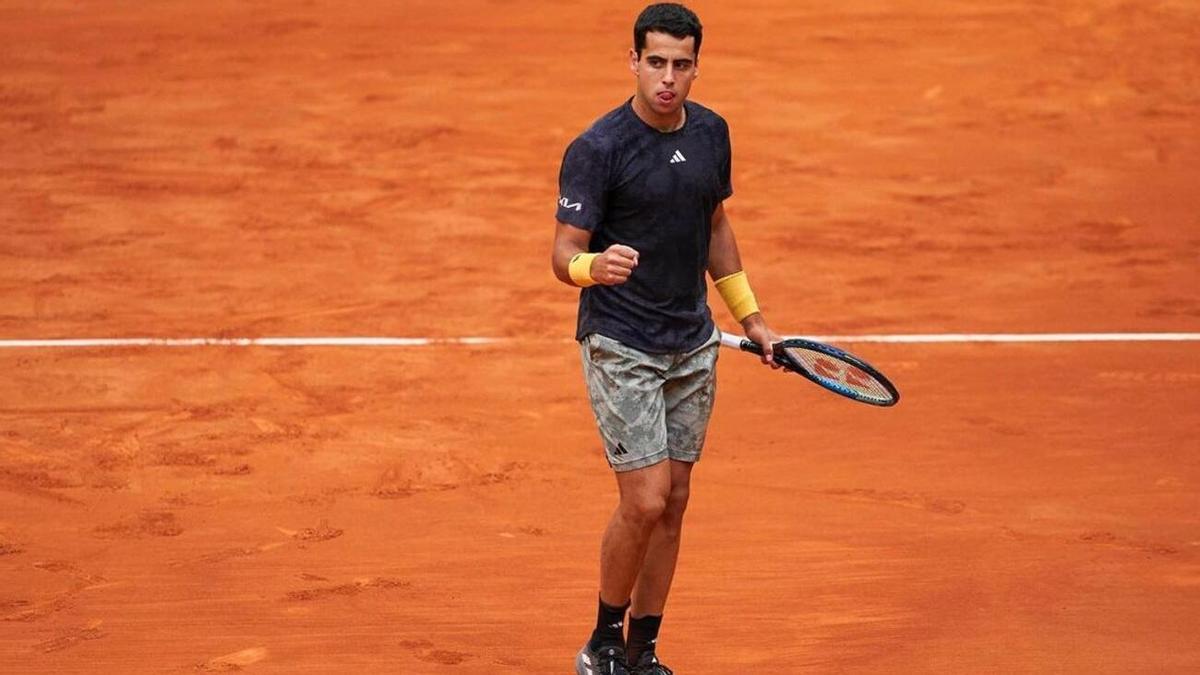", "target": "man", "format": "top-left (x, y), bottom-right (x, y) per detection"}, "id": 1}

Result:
top-left (552, 4), bottom-right (779, 674)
